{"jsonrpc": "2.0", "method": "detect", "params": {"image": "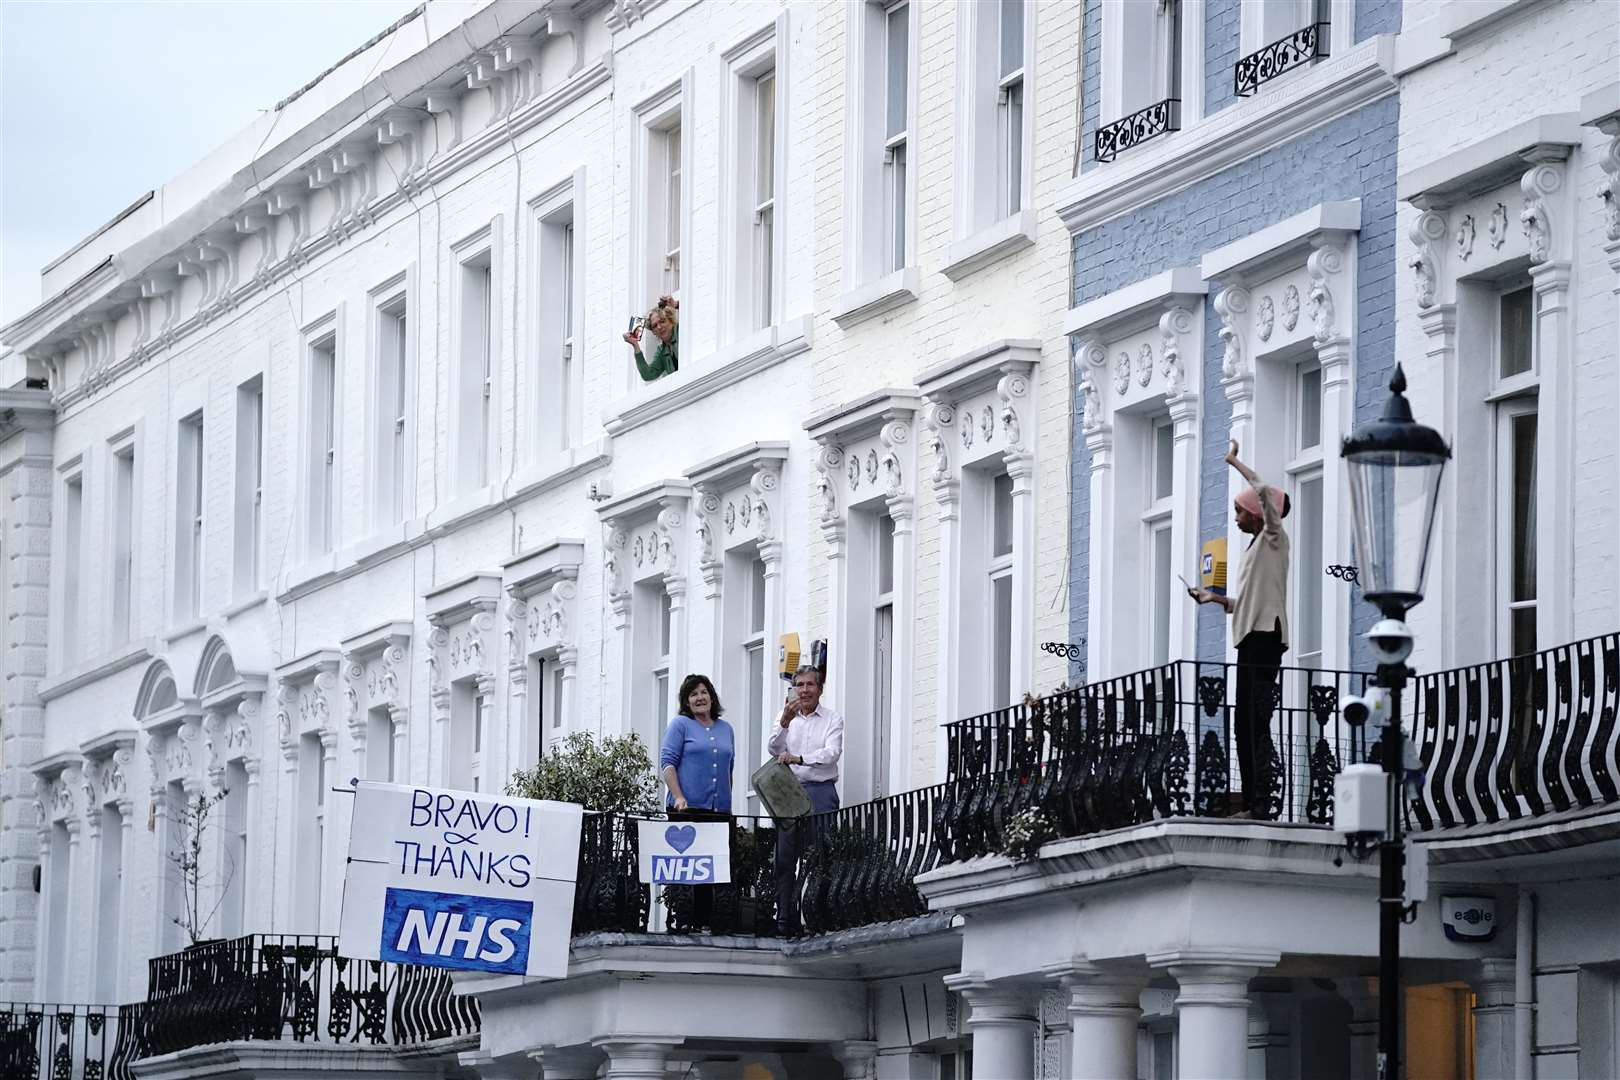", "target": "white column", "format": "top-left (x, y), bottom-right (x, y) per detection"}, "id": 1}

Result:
top-left (1050, 961), bottom-right (1145, 1080)
top-left (32, 807), bottom-right (50, 999)
top-left (1597, 120), bottom-right (1620, 618)
top-left (999, 373), bottom-right (1036, 702)
top-left (529, 1047), bottom-right (602, 1080)
top-left (1469, 957), bottom-right (1517, 1080)
top-left (1167, 390), bottom-right (1201, 663)
top-left (1521, 153), bottom-right (1574, 647)
top-left (318, 727), bottom-right (339, 932)
top-left (1215, 284), bottom-right (1254, 663)
top-left (427, 624), bottom-right (452, 783)
top-left (1246, 991), bottom-right (1294, 1080)
top-left (114, 797), bottom-right (135, 999)
top-left (946, 974), bottom-right (1038, 1080)
top-left (815, 444), bottom-right (851, 721)
top-left (922, 404), bottom-right (959, 777)
top-left (62, 790), bottom-right (86, 998)
top-left (882, 418), bottom-right (916, 794)
top-left (276, 698), bottom-right (299, 930)
top-left (832, 1040), bottom-right (879, 1080)
top-left (660, 502), bottom-right (690, 720)
top-left (1152, 951), bottom-right (1273, 1080)
top-left (506, 596), bottom-right (530, 768)
top-left (242, 756), bottom-right (262, 934)
top-left (81, 797), bottom-right (103, 1002)
top-left (593, 1038), bottom-right (683, 1080)
top-left (1333, 976), bottom-right (1378, 1080)
top-left (1309, 238), bottom-right (1356, 672)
